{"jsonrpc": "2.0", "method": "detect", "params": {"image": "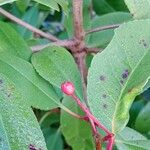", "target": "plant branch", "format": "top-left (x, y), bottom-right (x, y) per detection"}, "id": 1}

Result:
top-left (74, 52), bottom-right (88, 103)
top-left (31, 39), bottom-right (75, 52)
top-left (86, 24), bottom-right (120, 35)
top-left (73, 0), bottom-right (85, 42)
top-left (71, 0), bottom-right (88, 111)
top-left (106, 136), bottom-right (115, 150)
top-left (0, 7), bottom-right (60, 42)
top-left (72, 1), bottom-right (104, 148)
